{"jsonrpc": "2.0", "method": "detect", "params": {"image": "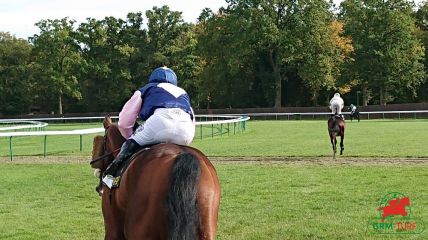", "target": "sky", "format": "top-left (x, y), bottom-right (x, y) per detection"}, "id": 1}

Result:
top-left (1, 0), bottom-right (424, 40)
top-left (0, 0), bottom-right (228, 39)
